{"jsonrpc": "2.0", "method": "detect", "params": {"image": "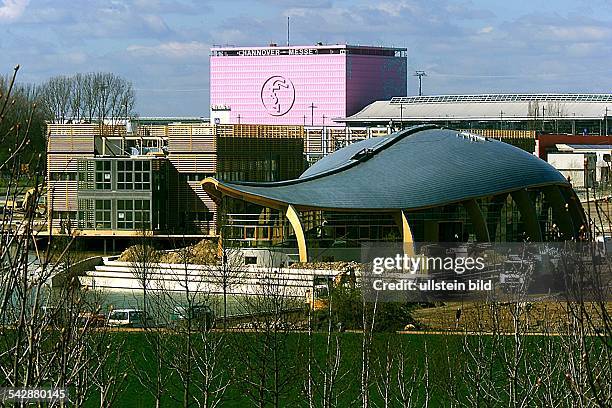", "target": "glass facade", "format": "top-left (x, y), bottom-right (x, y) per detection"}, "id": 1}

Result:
top-left (217, 185), bottom-right (584, 261)
top-left (77, 158), bottom-right (159, 231)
